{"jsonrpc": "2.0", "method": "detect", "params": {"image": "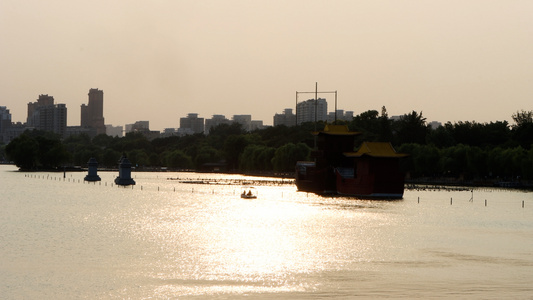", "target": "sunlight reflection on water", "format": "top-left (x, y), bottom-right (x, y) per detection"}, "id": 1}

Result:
top-left (1, 166), bottom-right (532, 299)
